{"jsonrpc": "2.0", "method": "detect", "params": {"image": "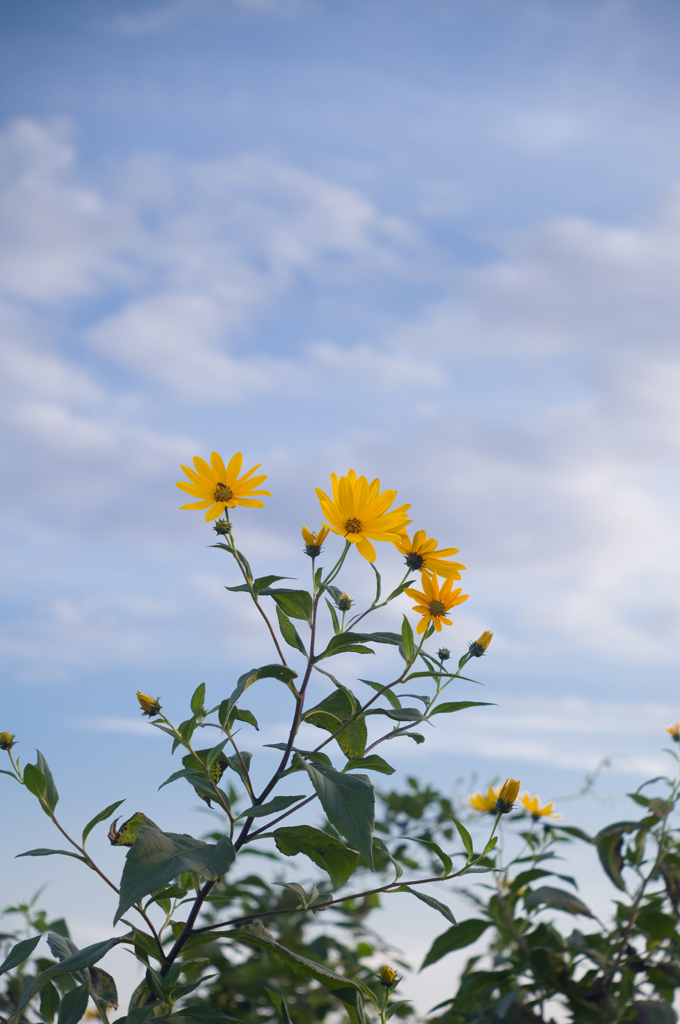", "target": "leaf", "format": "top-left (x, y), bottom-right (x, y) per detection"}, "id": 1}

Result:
top-left (304, 686), bottom-right (367, 759)
top-left (319, 633), bottom-right (376, 659)
top-left (365, 707), bottom-right (425, 723)
top-left (232, 708), bottom-right (259, 731)
top-left (428, 701), bottom-right (494, 716)
top-left (269, 589), bottom-right (313, 622)
top-left (40, 981), bottom-right (60, 1023)
top-left (36, 751), bottom-right (59, 811)
top-left (524, 886), bottom-right (594, 917)
top-left (114, 827), bottom-right (235, 923)
top-left (420, 920), bottom-right (492, 969)
top-left (595, 822), bottom-right (639, 891)
top-left (231, 923), bottom-right (374, 1023)
top-left (23, 762), bottom-right (47, 800)
top-left (265, 987), bottom-right (294, 1024)
top-left (398, 886), bottom-right (456, 924)
top-left (325, 599), bottom-right (341, 634)
top-left (276, 606), bottom-right (307, 655)
top-left (0, 934), bottom-right (41, 976)
top-left (82, 799), bottom-right (126, 845)
top-left (407, 837), bottom-right (452, 876)
top-left (225, 575), bottom-right (290, 597)
top-left (47, 933), bottom-right (79, 960)
top-left (16, 848), bottom-right (88, 863)
top-left (57, 984), bottom-right (89, 1024)
top-left (300, 761), bottom-right (375, 869)
top-left (373, 837), bottom-right (403, 882)
top-left (401, 616), bottom-right (414, 660)
top-left (237, 795), bottom-right (307, 820)
top-left (159, 769), bottom-right (202, 791)
top-left (343, 755), bottom-right (395, 775)
top-left (359, 679), bottom-right (401, 710)
top-left (362, 631), bottom-right (402, 646)
top-left (270, 824), bottom-right (360, 890)
top-left (551, 824), bottom-right (593, 843)
top-left (190, 684), bottom-right (206, 716)
top-left (178, 1006), bottom-right (249, 1024)
top-left (220, 665), bottom-right (299, 725)
top-left (452, 817), bottom-right (473, 860)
